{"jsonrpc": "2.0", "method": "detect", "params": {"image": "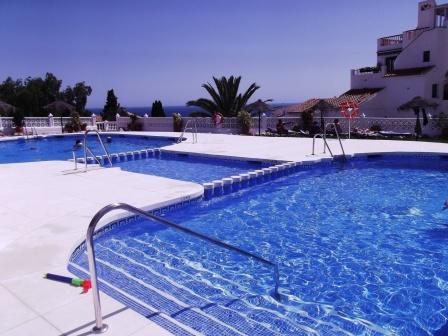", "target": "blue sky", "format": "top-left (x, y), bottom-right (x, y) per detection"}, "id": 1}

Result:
top-left (0, 0), bottom-right (417, 107)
